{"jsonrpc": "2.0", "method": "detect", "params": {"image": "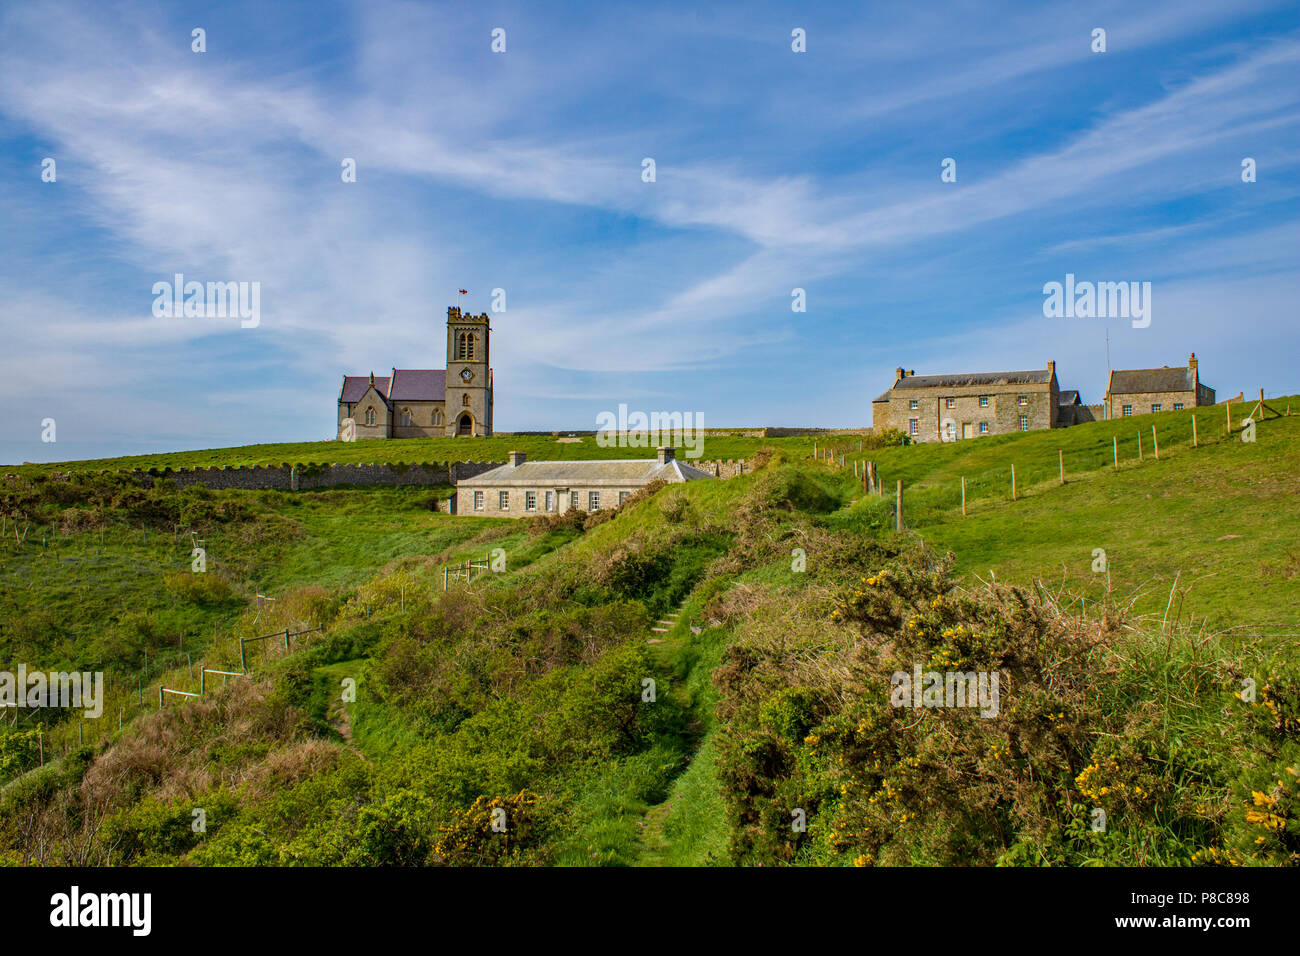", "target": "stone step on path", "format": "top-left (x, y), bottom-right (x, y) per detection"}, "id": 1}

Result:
top-left (648, 608), bottom-right (684, 643)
